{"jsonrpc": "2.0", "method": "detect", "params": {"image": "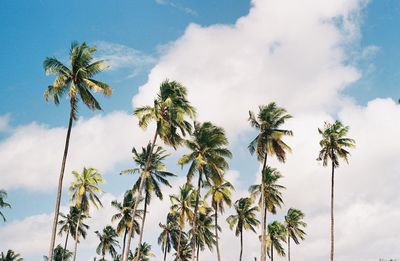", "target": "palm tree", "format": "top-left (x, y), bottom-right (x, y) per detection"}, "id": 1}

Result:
top-left (267, 221), bottom-right (286, 261)
top-left (178, 121), bottom-right (232, 260)
top-left (111, 190), bottom-right (142, 257)
top-left (173, 237), bottom-right (192, 261)
top-left (69, 167), bottom-right (105, 261)
top-left (122, 143), bottom-right (175, 258)
top-left (43, 245), bottom-right (73, 261)
top-left (317, 120), bottom-right (355, 261)
top-left (96, 226), bottom-right (120, 260)
top-left (226, 198), bottom-right (260, 261)
top-left (0, 190), bottom-right (11, 222)
top-left (248, 102), bottom-right (292, 261)
top-left (132, 242), bottom-right (155, 261)
top-left (0, 250), bottom-right (23, 261)
top-left (44, 42), bottom-right (112, 261)
top-left (284, 208), bottom-right (306, 261)
top-left (204, 179), bottom-right (234, 261)
top-left (124, 80), bottom-right (196, 261)
top-left (58, 206), bottom-right (89, 261)
top-left (170, 184), bottom-right (196, 261)
top-left (158, 212), bottom-right (180, 261)
top-left (189, 207), bottom-right (216, 261)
